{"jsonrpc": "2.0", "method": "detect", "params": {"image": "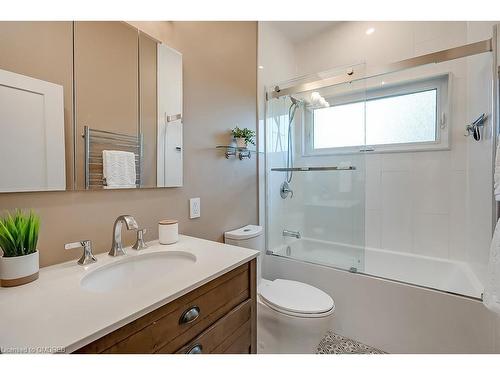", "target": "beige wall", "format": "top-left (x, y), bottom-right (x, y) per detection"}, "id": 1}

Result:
top-left (0, 21), bottom-right (258, 267)
top-left (74, 21), bottom-right (140, 189)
